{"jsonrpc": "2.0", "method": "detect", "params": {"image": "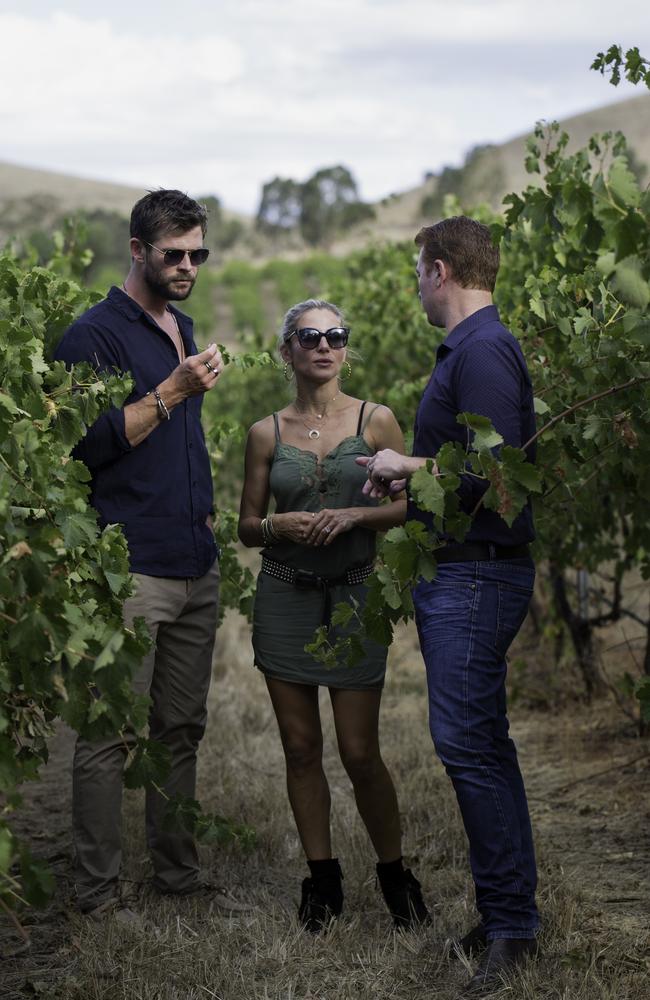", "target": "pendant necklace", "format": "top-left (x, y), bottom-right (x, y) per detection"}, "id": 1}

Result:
top-left (294, 391), bottom-right (340, 440)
